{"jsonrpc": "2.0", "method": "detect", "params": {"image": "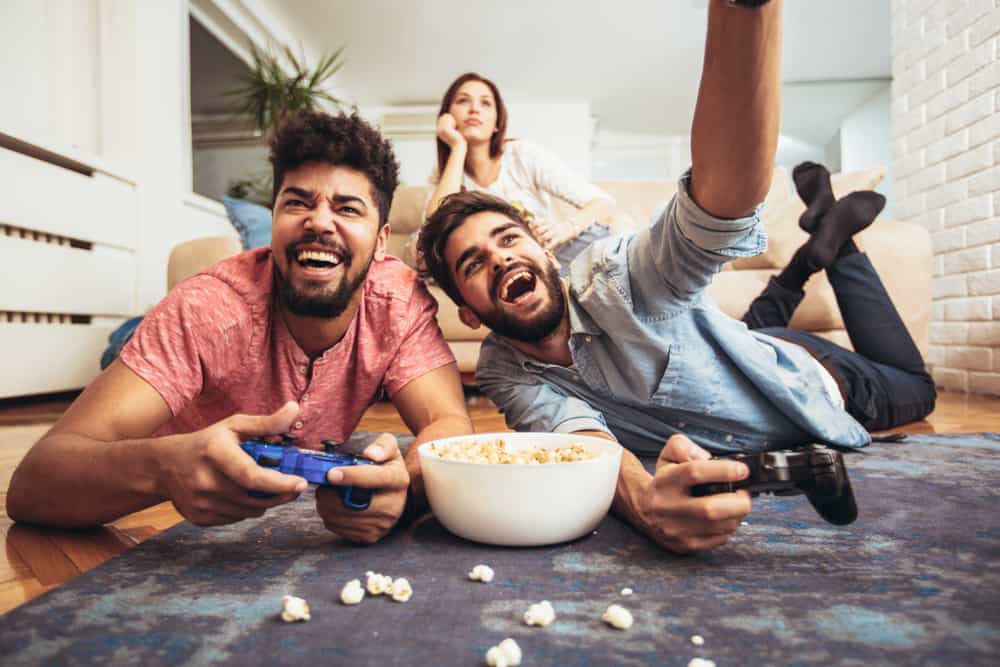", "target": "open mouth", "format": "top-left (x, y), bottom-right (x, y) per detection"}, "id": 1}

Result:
top-left (295, 249), bottom-right (343, 270)
top-left (498, 269), bottom-right (537, 304)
